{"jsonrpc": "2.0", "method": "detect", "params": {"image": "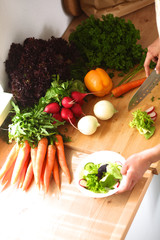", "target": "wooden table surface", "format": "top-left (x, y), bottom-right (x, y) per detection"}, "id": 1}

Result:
top-left (0, 139), bottom-right (153, 240)
top-left (0, 3), bottom-right (159, 240)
